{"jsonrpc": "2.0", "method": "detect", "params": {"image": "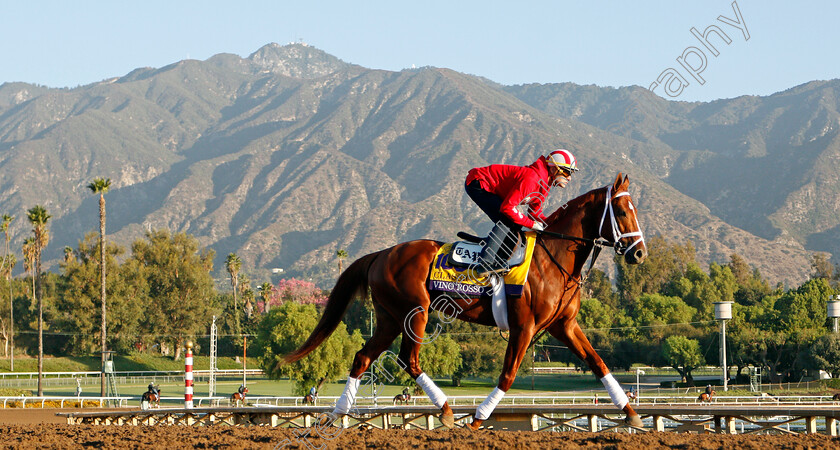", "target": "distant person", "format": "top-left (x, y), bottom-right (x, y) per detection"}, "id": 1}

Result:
top-left (705, 384), bottom-right (713, 396)
top-left (309, 386), bottom-right (318, 398)
top-left (239, 384), bottom-right (247, 395)
top-left (465, 149), bottom-right (578, 275)
top-left (75, 378), bottom-right (82, 397)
